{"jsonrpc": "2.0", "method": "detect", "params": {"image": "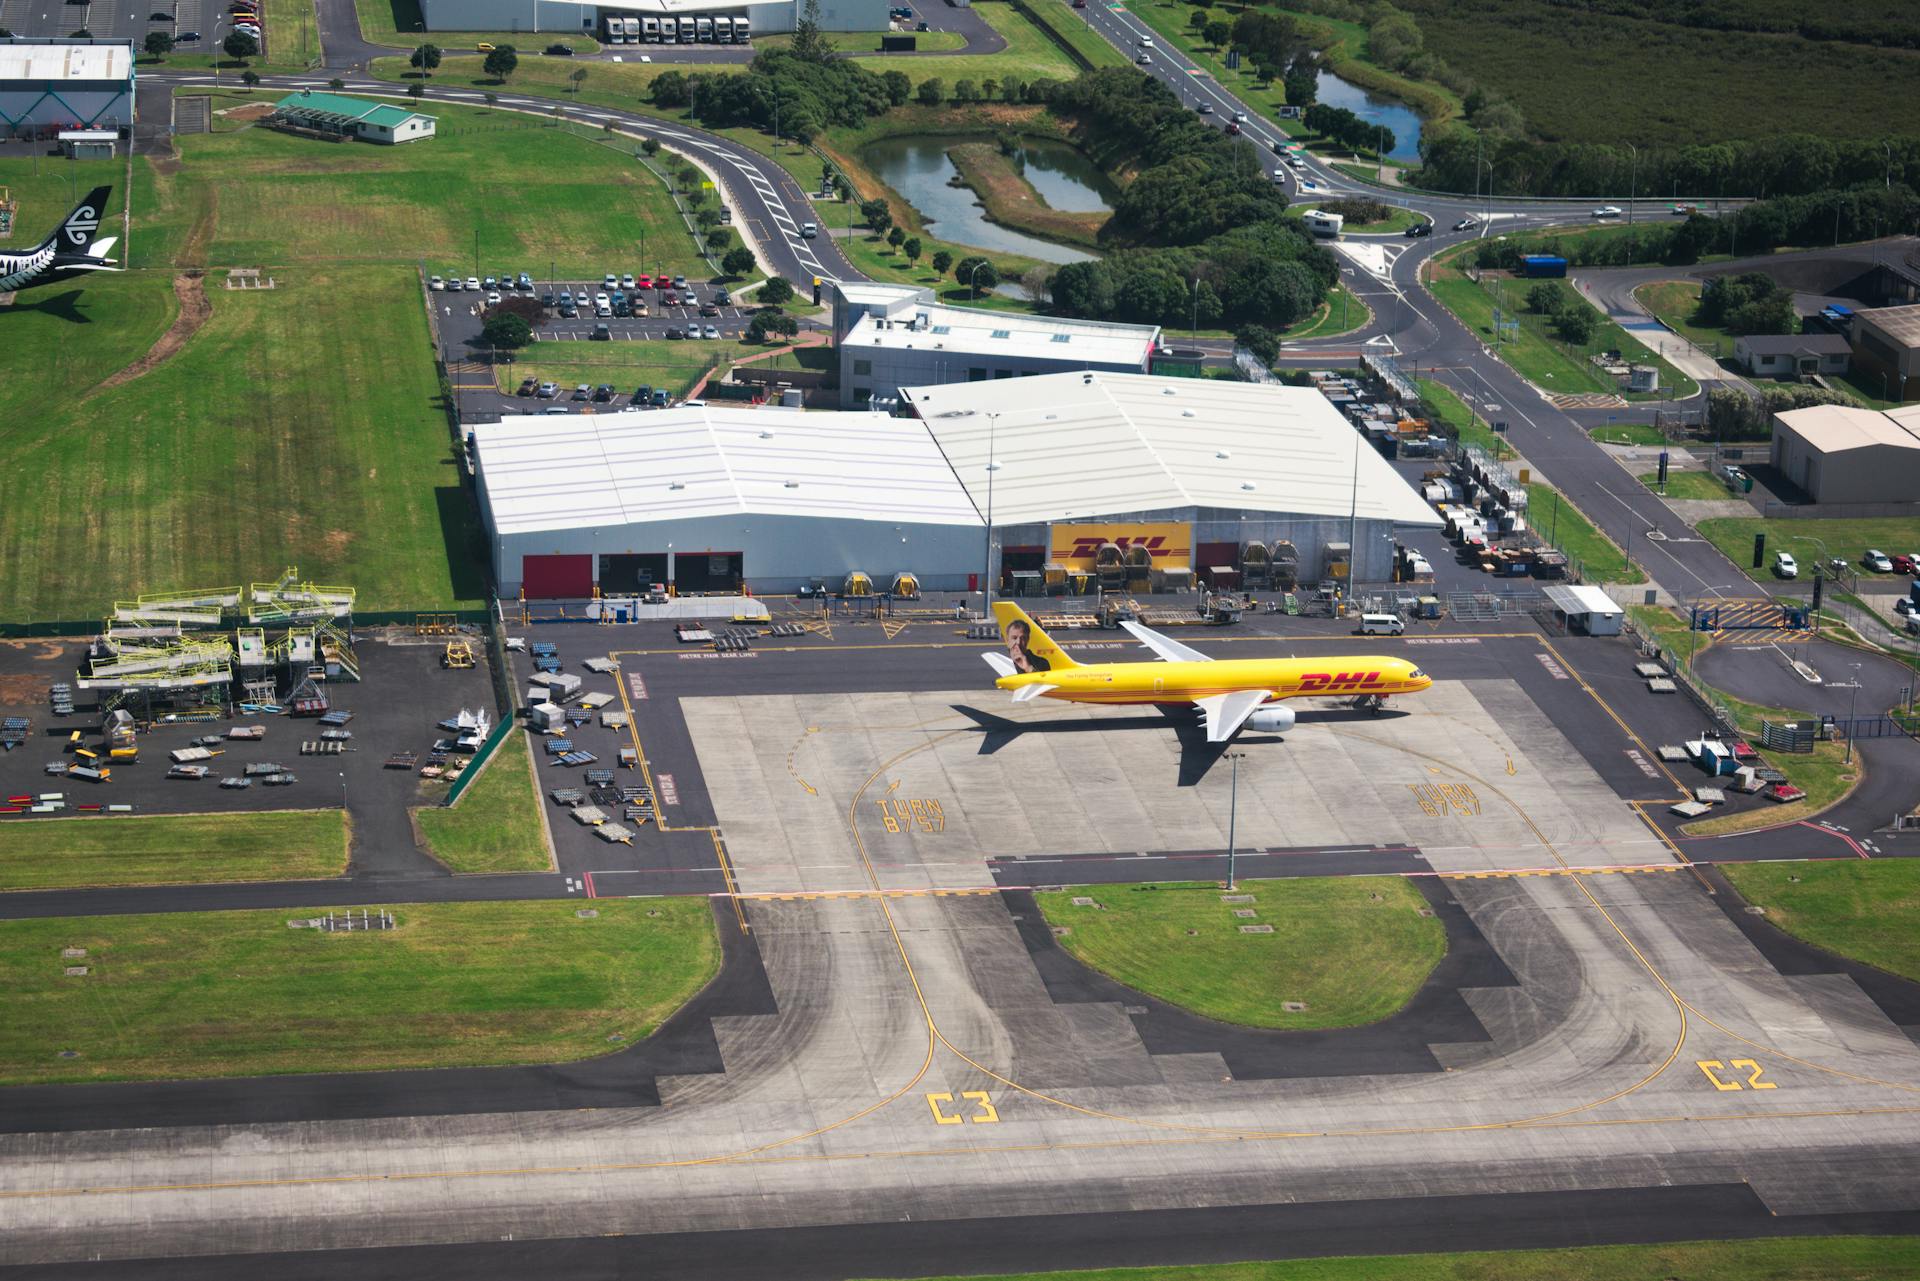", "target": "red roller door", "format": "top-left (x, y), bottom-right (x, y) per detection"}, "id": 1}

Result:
top-left (1196, 542), bottom-right (1240, 585)
top-left (522, 554), bottom-right (593, 599)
